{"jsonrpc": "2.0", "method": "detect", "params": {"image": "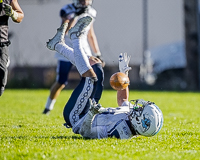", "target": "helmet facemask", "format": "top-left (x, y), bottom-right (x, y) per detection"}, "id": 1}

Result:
top-left (129, 99), bottom-right (163, 137)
